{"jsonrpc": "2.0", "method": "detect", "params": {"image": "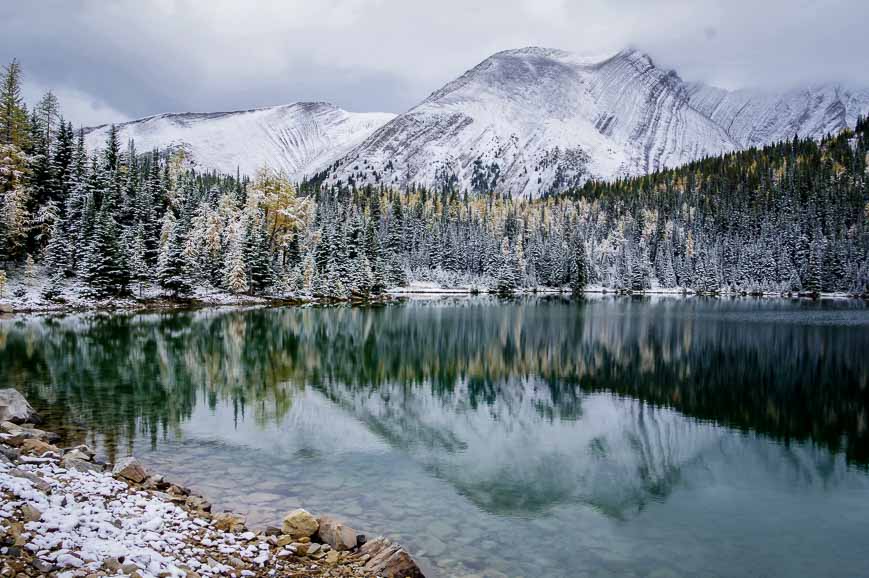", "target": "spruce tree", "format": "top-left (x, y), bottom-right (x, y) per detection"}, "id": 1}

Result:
top-left (224, 238), bottom-right (249, 295)
top-left (128, 223), bottom-right (149, 296)
top-left (570, 237), bottom-right (589, 293)
top-left (0, 59), bottom-right (29, 148)
top-left (157, 219), bottom-right (191, 296)
top-left (245, 216), bottom-right (272, 294)
top-left (81, 205), bottom-right (129, 298)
